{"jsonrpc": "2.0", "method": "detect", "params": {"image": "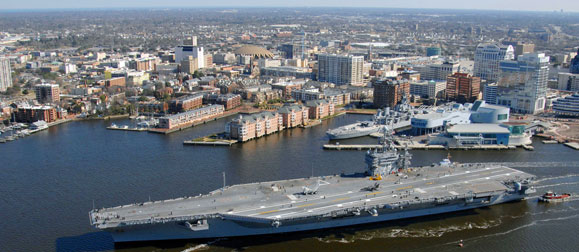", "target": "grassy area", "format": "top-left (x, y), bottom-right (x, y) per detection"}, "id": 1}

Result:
top-left (349, 108), bottom-right (377, 113)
